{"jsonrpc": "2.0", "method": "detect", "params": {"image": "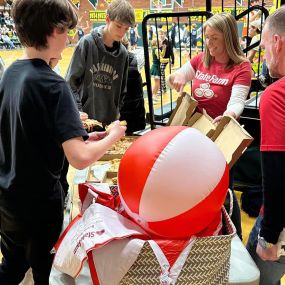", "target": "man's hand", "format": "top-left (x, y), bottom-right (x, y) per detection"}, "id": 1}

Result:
top-left (256, 243), bottom-right (279, 261)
